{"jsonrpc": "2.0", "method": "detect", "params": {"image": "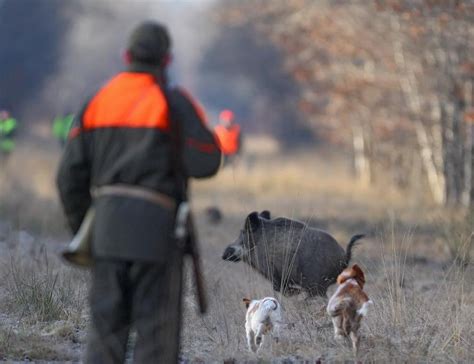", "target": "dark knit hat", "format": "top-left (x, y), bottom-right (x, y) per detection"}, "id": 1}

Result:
top-left (127, 21), bottom-right (171, 65)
